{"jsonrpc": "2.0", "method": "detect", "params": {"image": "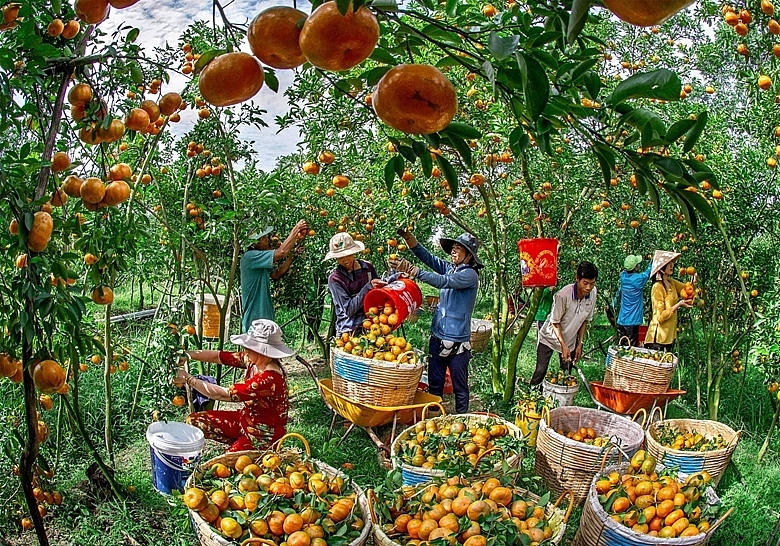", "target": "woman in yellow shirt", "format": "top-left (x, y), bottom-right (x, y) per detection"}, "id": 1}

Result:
top-left (644, 250), bottom-right (692, 351)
